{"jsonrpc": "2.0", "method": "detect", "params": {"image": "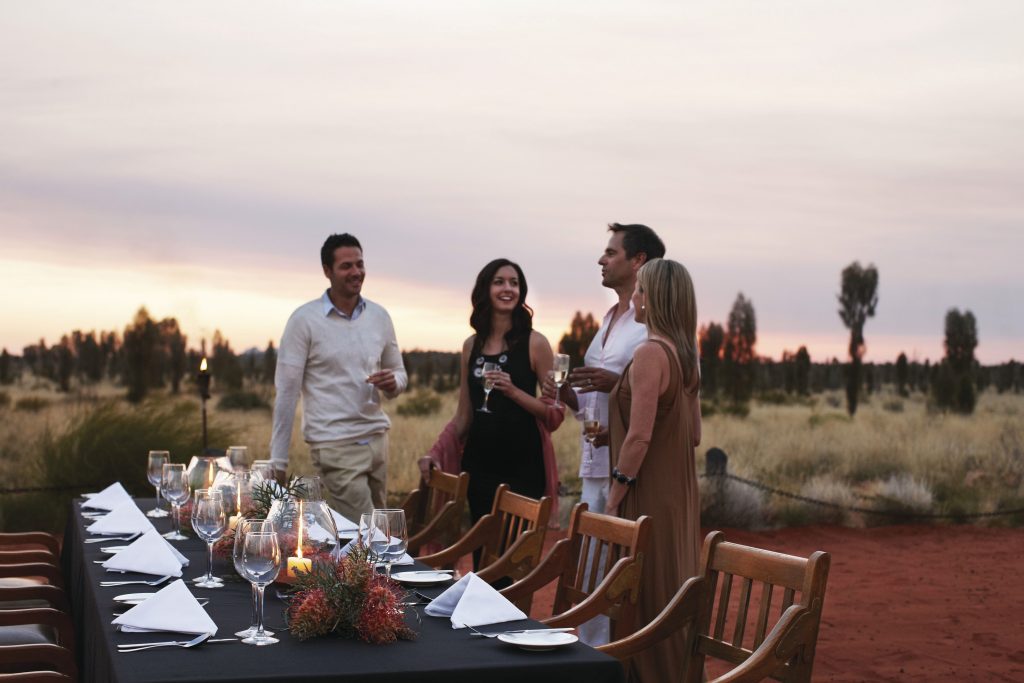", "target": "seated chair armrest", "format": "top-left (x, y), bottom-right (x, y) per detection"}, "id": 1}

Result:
top-left (542, 553), bottom-right (644, 628)
top-left (406, 500), bottom-right (460, 556)
top-left (475, 526), bottom-right (545, 585)
top-left (710, 605), bottom-right (815, 683)
top-left (499, 539), bottom-right (571, 610)
top-left (416, 515), bottom-right (498, 568)
top-left (596, 576), bottom-right (705, 661)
